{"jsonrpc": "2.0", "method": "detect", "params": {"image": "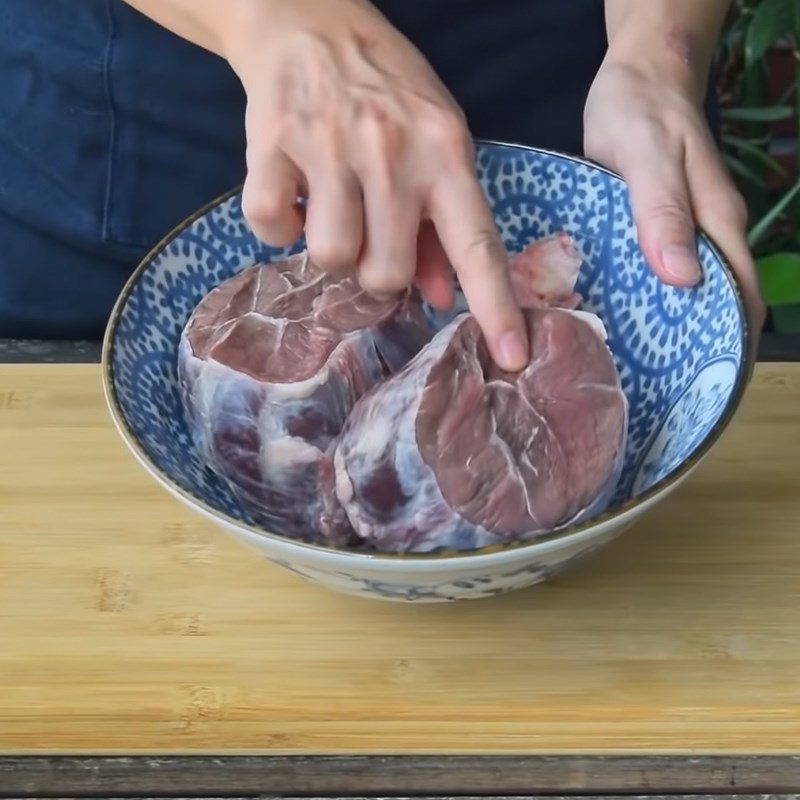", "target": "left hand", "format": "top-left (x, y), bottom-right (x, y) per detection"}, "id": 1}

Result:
top-left (583, 55), bottom-right (766, 348)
